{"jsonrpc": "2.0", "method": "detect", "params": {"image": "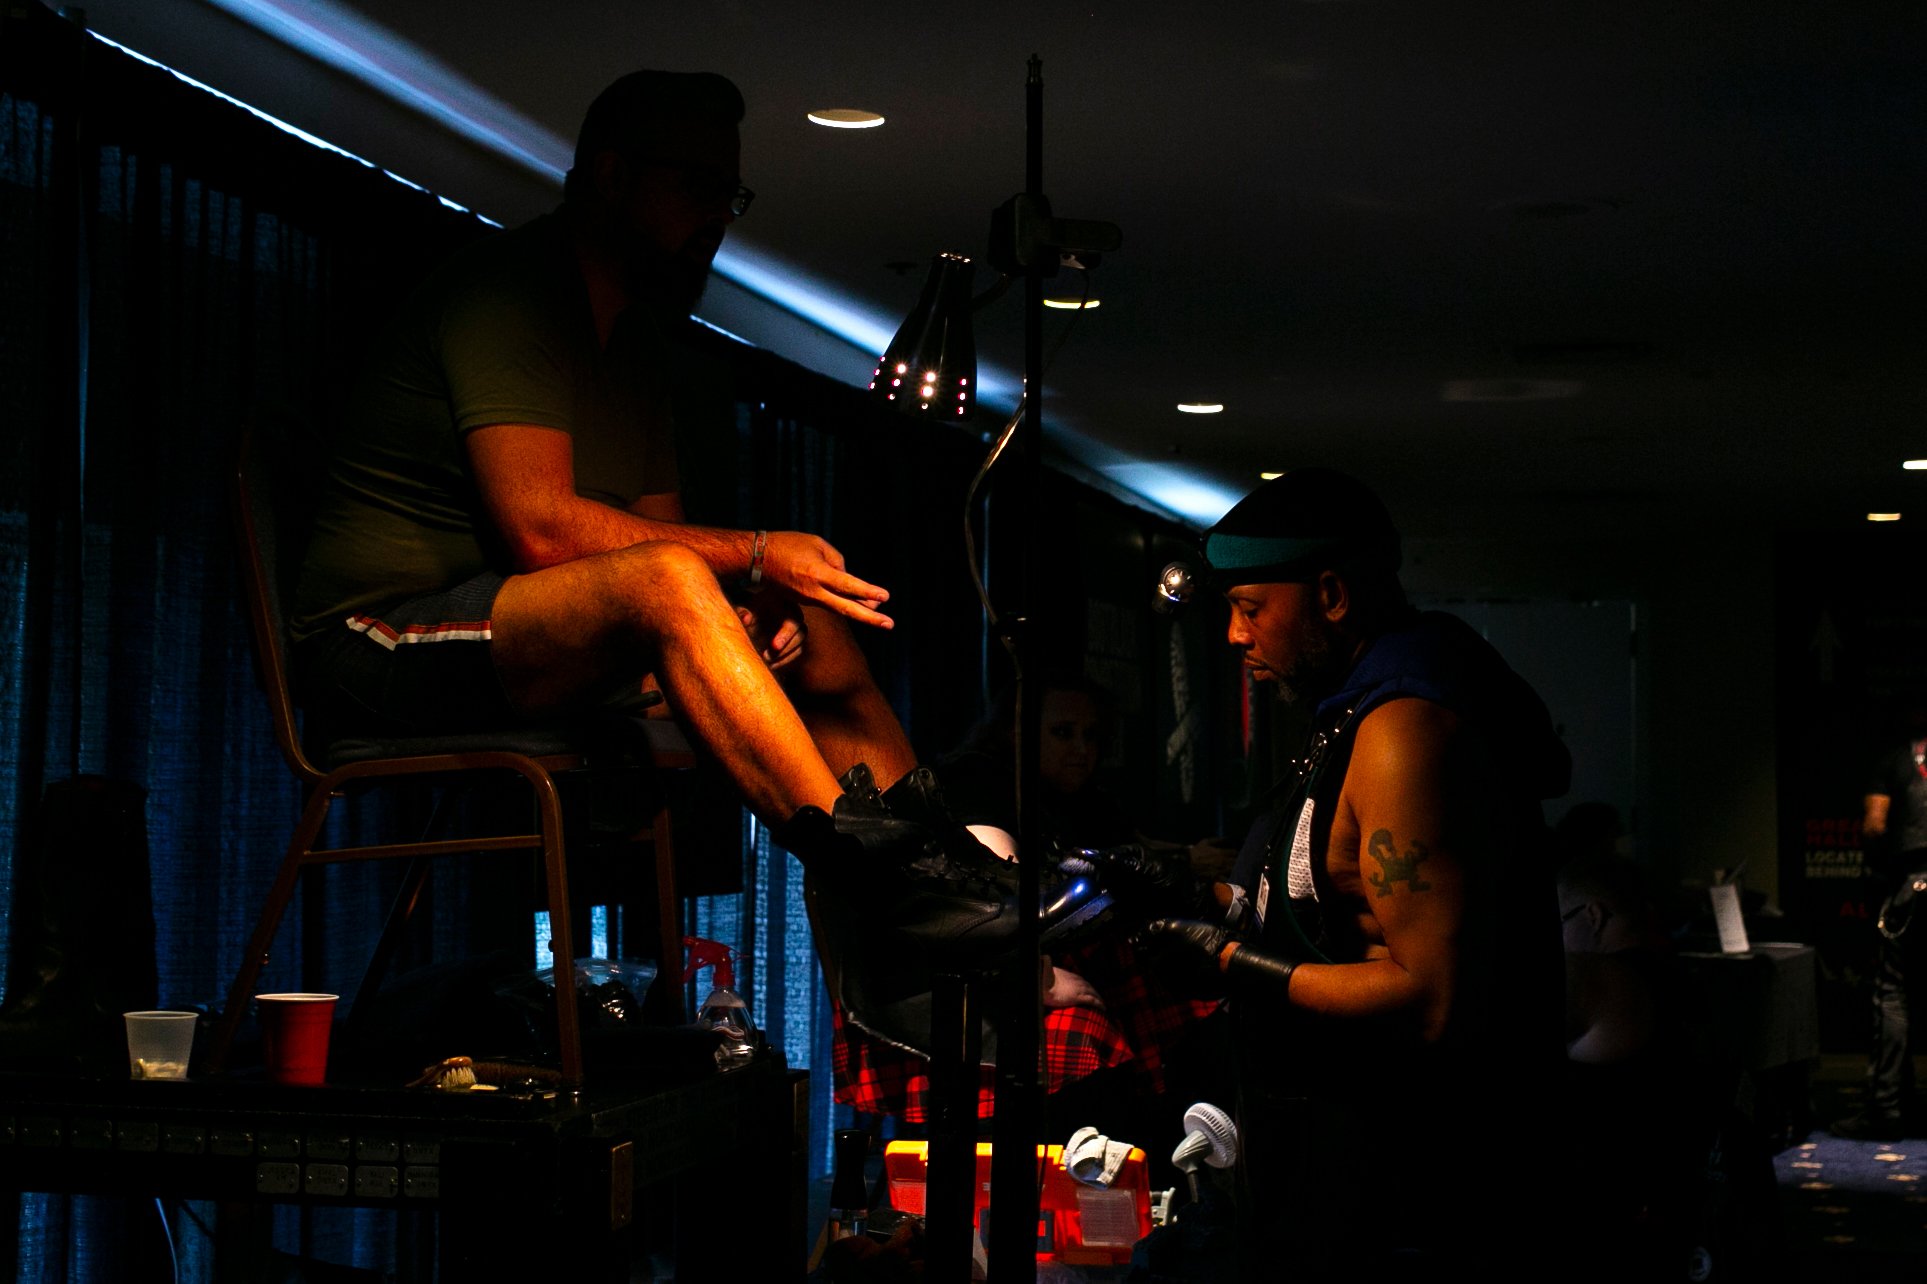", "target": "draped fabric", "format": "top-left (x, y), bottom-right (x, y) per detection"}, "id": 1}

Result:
top-left (0, 7), bottom-right (1225, 1278)
top-left (1, 8), bottom-right (503, 1277)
